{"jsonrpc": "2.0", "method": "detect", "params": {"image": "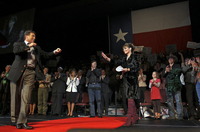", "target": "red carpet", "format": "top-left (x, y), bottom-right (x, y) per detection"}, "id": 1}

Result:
top-left (0, 117), bottom-right (126, 132)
